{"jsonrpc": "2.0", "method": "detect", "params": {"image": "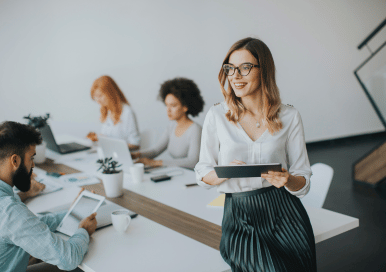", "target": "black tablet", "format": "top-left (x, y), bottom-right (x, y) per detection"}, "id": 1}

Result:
top-left (214, 163), bottom-right (282, 178)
